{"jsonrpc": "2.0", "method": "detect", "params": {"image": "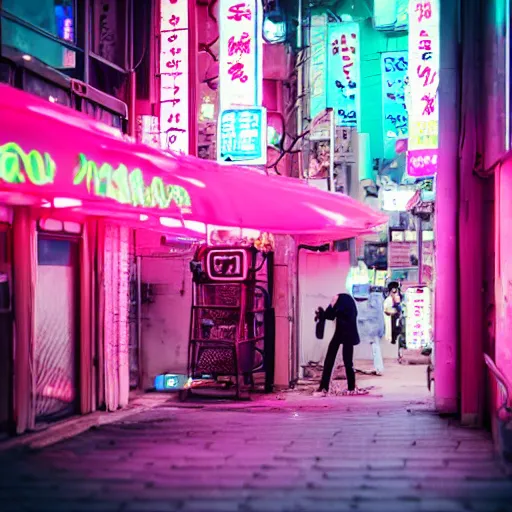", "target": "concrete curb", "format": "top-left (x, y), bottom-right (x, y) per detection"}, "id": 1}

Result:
top-left (0, 394), bottom-right (171, 452)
